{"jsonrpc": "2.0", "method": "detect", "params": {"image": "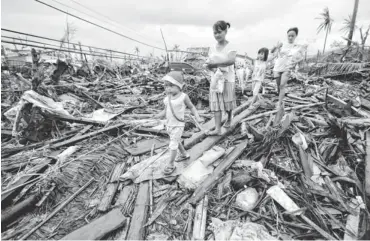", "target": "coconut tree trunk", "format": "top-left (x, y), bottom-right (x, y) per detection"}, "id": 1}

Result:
top-left (323, 28), bottom-right (329, 54)
top-left (347, 0), bottom-right (359, 47)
